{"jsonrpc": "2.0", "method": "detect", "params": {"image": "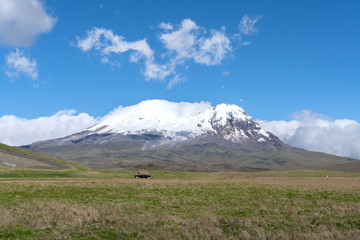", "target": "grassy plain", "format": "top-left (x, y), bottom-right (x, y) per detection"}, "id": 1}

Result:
top-left (0, 170), bottom-right (360, 239)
